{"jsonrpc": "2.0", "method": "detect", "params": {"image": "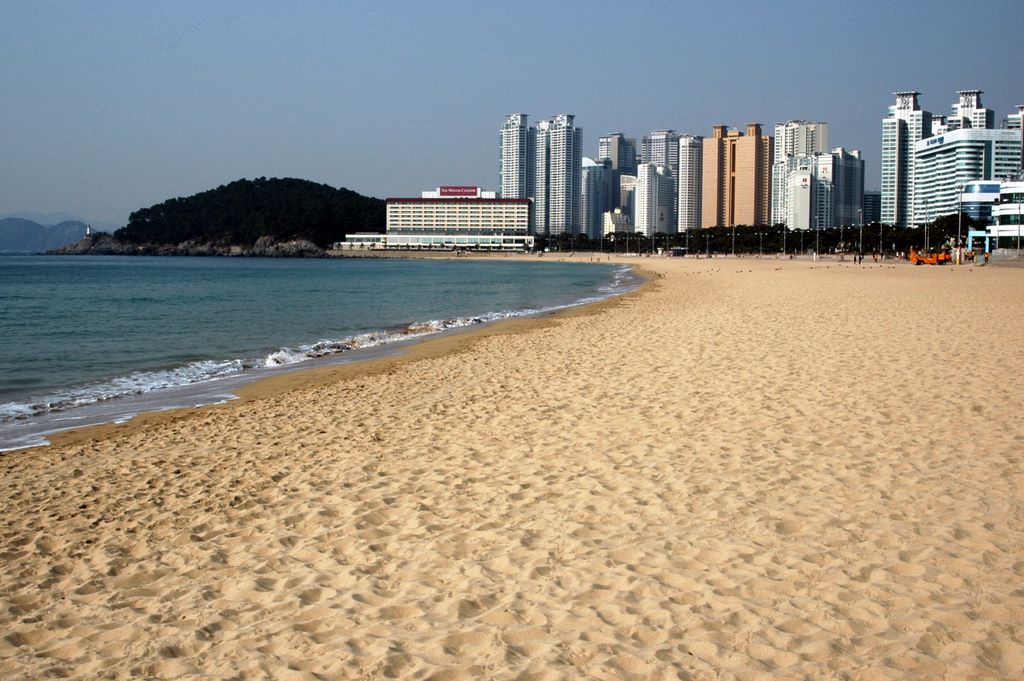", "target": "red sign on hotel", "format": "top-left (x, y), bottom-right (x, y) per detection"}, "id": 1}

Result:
top-left (440, 186), bottom-right (479, 197)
